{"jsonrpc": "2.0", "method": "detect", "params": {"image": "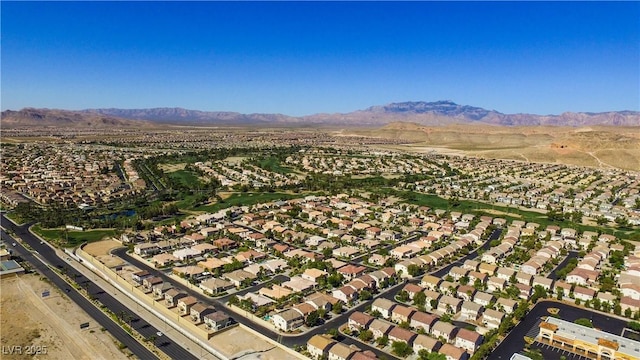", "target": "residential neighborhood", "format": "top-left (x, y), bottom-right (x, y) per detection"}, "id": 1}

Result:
top-left (3, 136), bottom-right (640, 360)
